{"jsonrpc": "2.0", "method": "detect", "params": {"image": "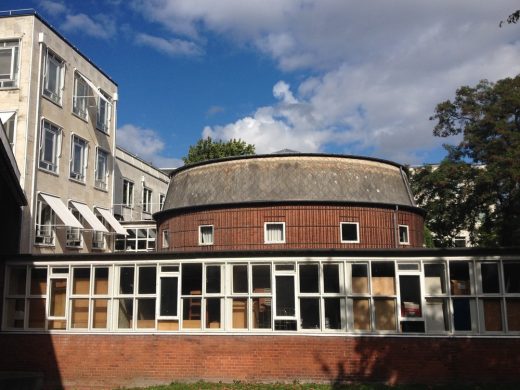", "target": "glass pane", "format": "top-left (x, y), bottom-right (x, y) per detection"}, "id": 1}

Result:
top-left (182, 297), bottom-right (201, 329)
top-left (341, 223), bottom-right (358, 241)
top-left (5, 299), bottom-right (25, 328)
top-left (276, 275), bottom-right (295, 316)
top-left (92, 299), bottom-right (108, 329)
top-left (94, 268), bottom-right (109, 295)
top-left (73, 268), bottom-right (90, 295)
top-left (453, 298), bottom-right (475, 331)
top-left (138, 266), bottom-right (156, 294)
top-left (371, 262), bottom-right (395, 295)
top-left (506, 298), bottom-right (520, 331)
top-left (71, 299), bottom-right (89, 328)
top-left (351, 264), bottom-right (368, 294)
top-left (275, 264), bottom-right (294, 271)
top-left (252, 297), bottom-right (272, 329)
top-left (323, 264), bottom-right (340, 293)
top-left (232, 299), bottom-right (248, 328)
top-left (324, 298), bottom-right (343, 329)
top-left (481, 263), bottom-right (500, 293)
top-left (181, 263), bottom-right (202, 295)
top-left (352, 298), bottom-right (370, 330)
top-left (50, 279), bottom-right (67, 317)
top-left (137, 298), bottom-right (156, 328)
top-left (482, 299), bottom-right (502, 331)
top-left (299, 264), bottom-right (319, 293)
top-left (252, 265), bottom-right (271, 293)
top-left (424, 263), bottom-right (446, 295)
top-left (274, 319), bottom-right (297, 331)
top-left (119, 267), bottom-right (134, 294)
top-left (206, 265), bottom-right (221, 294)
top-left (233, 265), bottom-right (248, 293)
top-left (425, 298), bottom-right (449, 332)
top-left (8, 267), bottom-right (27, 295)
top-left (206, 298), bottom-right (222, 329)
top-left (28, 298), bottom-right (46, 328)
top-left (450, 262), bottom-right (471, 295)
top-left (399, 275), bottom-right (422, 318)
top-left (503, 263), bottom-right (520, 293)
top-left (300, 298), bottom-right (320, 329)
top-left (160, 277), bottom-right (178, 316)
top-left (30, 268), bottom-right (47, 295)
top-left (374, 298), bottom-right (396, 331)
top-left (118, 298), bottom-right (133, 329)
top-left (401, 321), bottom-right (425, 333)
